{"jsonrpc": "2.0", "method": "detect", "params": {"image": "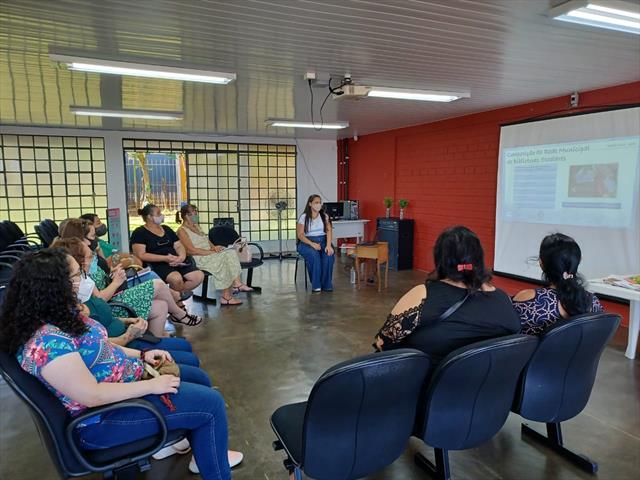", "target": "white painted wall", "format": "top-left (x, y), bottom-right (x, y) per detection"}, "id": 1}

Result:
top-left (0, 125), bottom-right (337, 253)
